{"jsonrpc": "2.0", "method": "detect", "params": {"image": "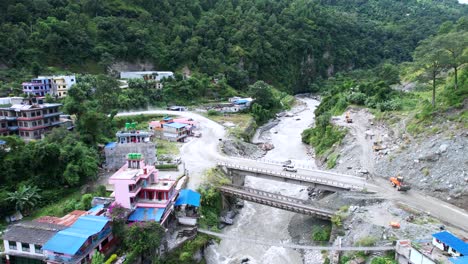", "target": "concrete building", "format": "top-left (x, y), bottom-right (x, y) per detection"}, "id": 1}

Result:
top-left (39, 75), bottom-right (76, 98)
top-left (2, 221), bottom-right (67, 264)
top-left (120, 71), bottom-right (174, 89)
top-left (149, 117), bottom-right (191, 142)
top-left (104, 129), bottom-right (156, 170)
top-left (0, 97), bottom-right (64, 140)
top-left (22, 77), bottom-right (52, 97)
top-left (43, 215), bottom-right (114, 264)
top-left (108, 153), bottom-right (177, 226)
